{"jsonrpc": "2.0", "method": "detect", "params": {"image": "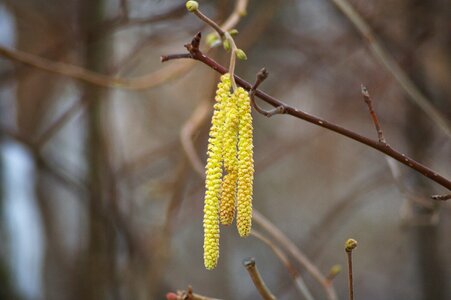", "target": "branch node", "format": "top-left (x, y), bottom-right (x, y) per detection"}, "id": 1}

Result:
top-left (250, 68), bottom-right (285, 117)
